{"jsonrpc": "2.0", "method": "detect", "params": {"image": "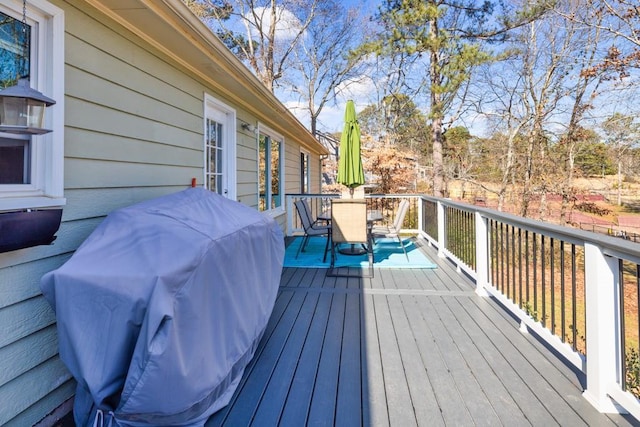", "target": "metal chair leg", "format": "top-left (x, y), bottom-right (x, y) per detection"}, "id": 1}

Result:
top-left (301, 235), bottom-right (310, 252)
top-left (398, 235), bottom-right (409, 261)
top-left (296, 235), bottom-right (309, 258)
top-left (322, 232), bottom-right (331, 263)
